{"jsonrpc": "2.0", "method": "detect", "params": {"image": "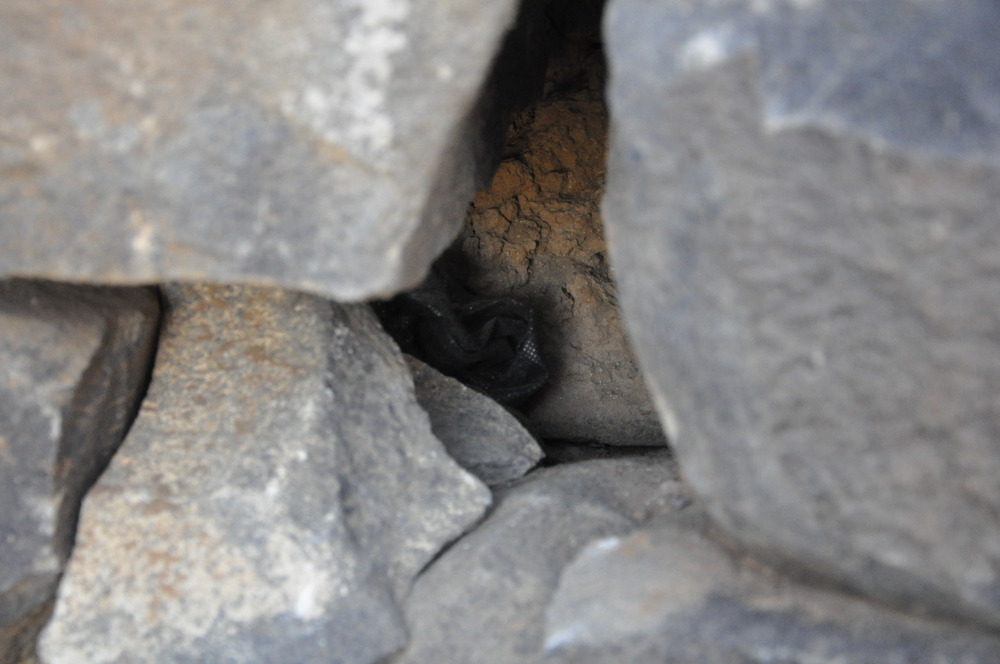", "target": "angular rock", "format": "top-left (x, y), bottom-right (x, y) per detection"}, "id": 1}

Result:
top-left (392, 457), bottom-right (690, 664)
top-left (460, 34), bottom-right (665, 447)
top-left (544, 507), bottom-right (1000, 664)
top-left (603, 0), bottom-right (1000, 628)
top-left (0, 281), bottom-right (159, 663)
top-left (39, 285), bottom-right (490, 664)
top-left (0, 0), bottom-right (549, 301)
top-left (405, 355), bottom-right (542, 487)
